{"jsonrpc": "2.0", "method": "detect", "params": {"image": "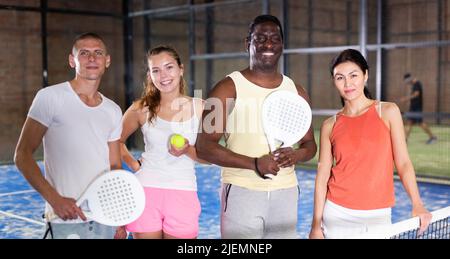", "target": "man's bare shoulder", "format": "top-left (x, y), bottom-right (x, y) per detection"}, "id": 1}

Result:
top-left (294, 83), bottom-right (311, 102)
top-left (208, 76), bottom-right (236, 99)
